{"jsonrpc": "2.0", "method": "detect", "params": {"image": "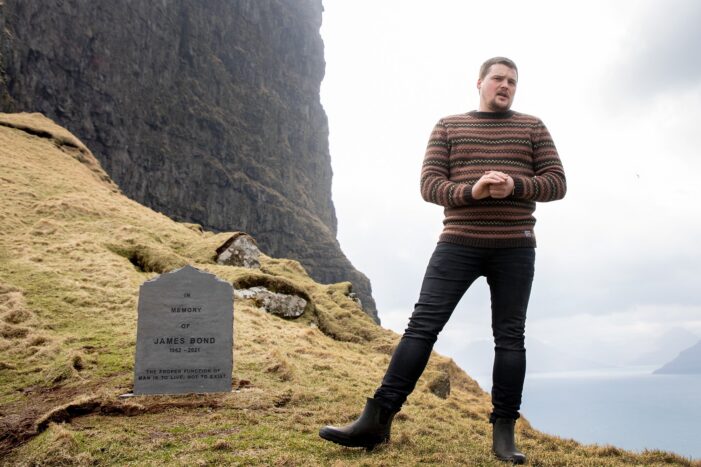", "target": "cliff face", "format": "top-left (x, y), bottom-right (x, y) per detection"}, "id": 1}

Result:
top-left (0, 0), bottom-right (377, 320)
